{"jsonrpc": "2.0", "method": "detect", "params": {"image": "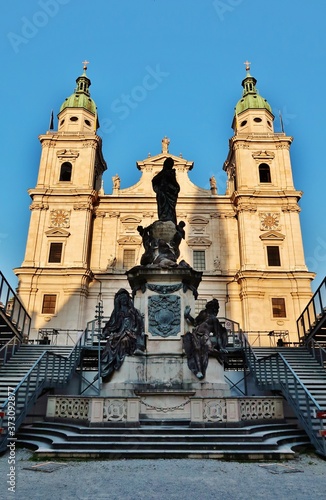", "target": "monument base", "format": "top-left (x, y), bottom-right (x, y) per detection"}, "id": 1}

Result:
top-left (97, 265), bottom-right (230, 420)
top-left (100, 354), bottom-right (230, 396)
